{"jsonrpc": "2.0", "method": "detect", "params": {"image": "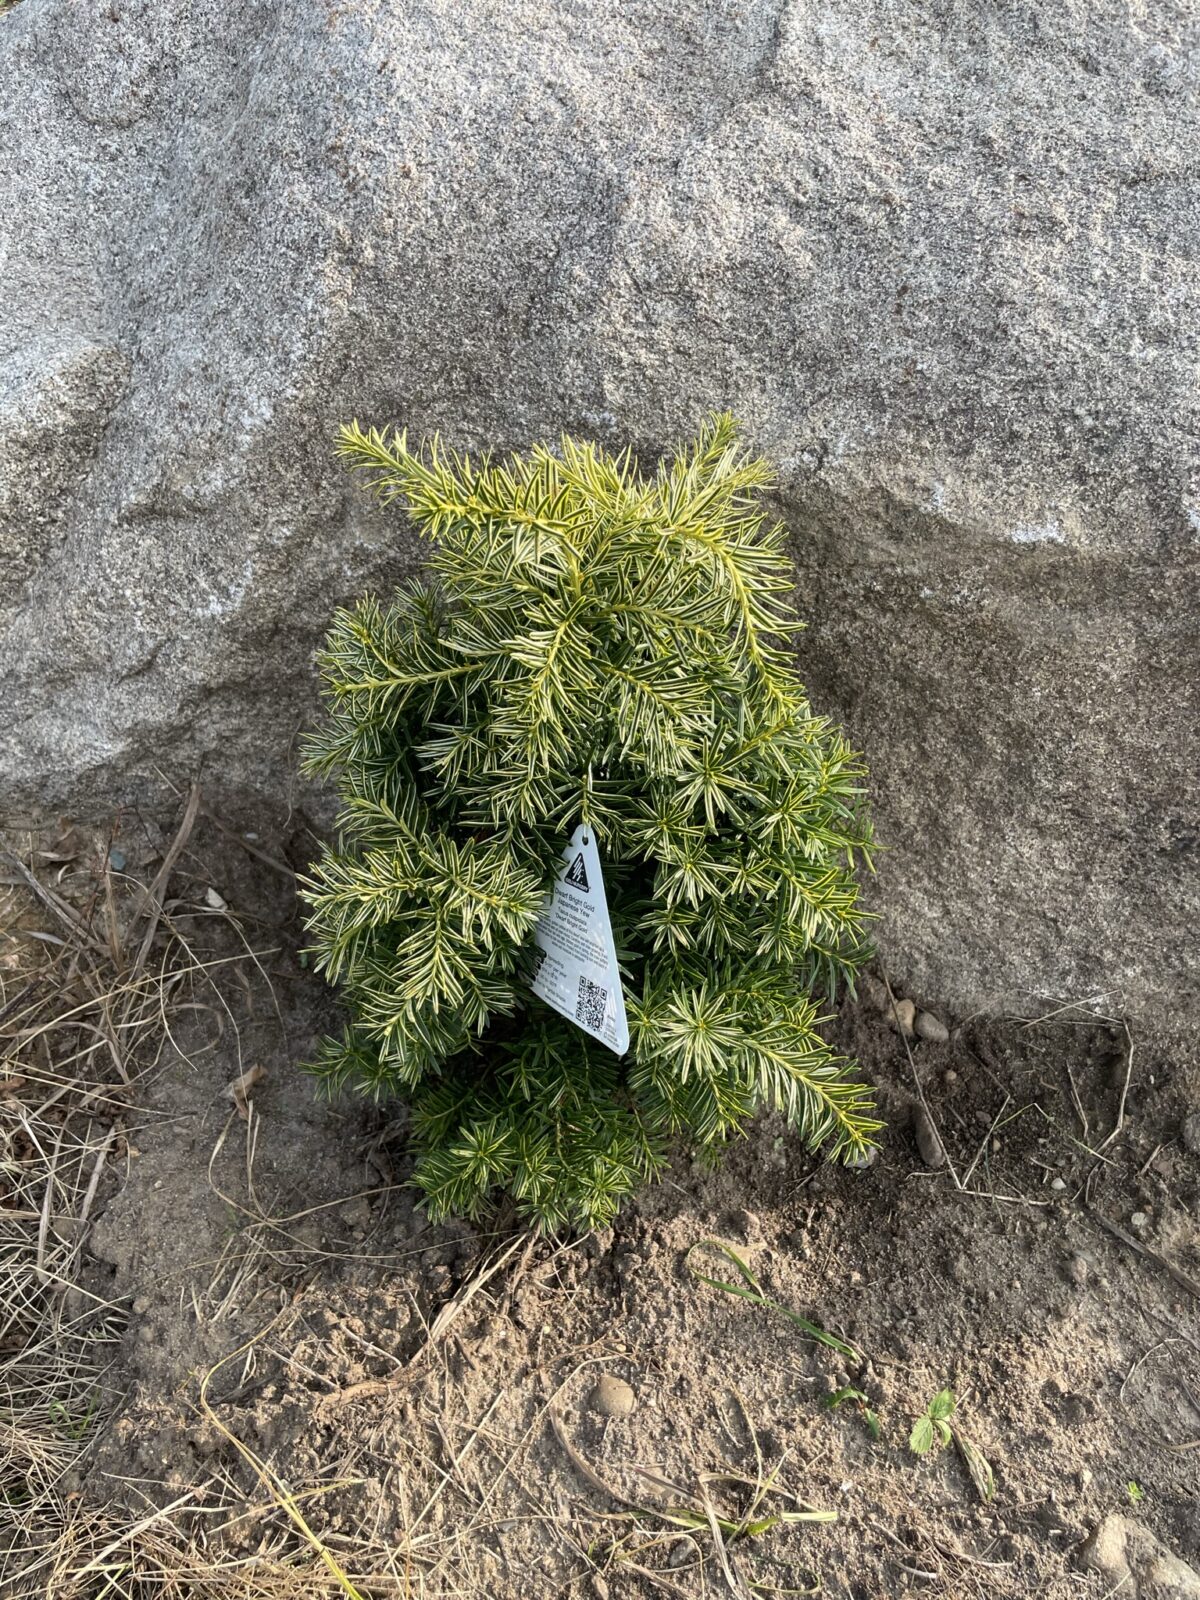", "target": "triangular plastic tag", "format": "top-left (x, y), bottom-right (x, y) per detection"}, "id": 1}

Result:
top-left (529, 823), bottom-right (629, 1056)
